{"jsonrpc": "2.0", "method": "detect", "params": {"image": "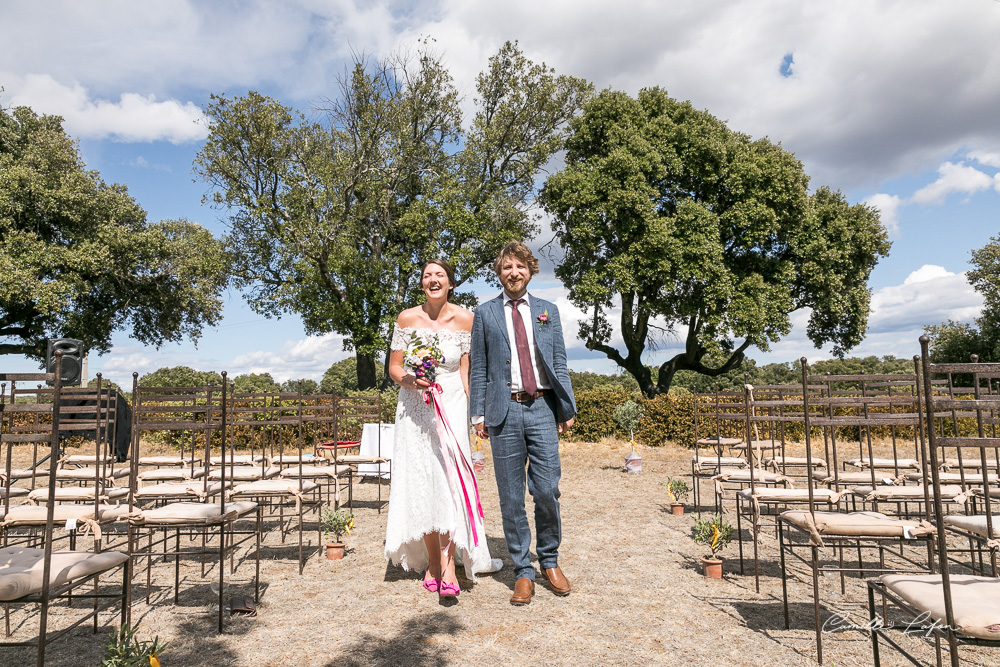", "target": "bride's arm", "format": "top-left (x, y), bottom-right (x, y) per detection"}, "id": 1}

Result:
top-left (461, 353), bottom-right (470, 397)
top-left (389, 313), bottom-right (428, 390)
